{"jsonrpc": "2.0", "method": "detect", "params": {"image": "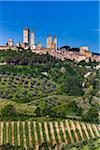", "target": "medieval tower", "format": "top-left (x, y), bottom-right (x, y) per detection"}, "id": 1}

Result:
top-left (30, 32), bottom-right (35, 46)
top-left (23, 27), bottom-right (30, 45)
top-left (54, 36), bottom-right (57, 50)
top-left (46, 35), bottom-right (52, 48)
